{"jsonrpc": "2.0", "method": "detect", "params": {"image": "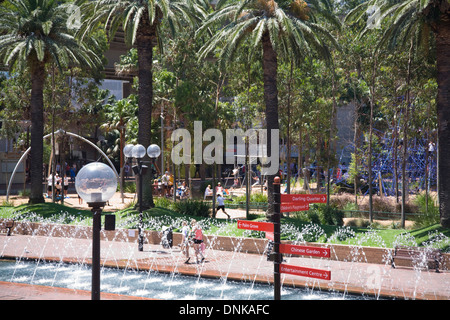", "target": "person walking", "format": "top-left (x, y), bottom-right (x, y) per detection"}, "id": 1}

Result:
top-left (191, 219), bottom-right (205, 264)
top-left (124, 163), bottom-right (130, 180)
top-left (69, 165), bottom-right (76, 182)
top-left (162, 171), bottom-right (170, 197)
top-left (181, 221), bottom-right (191, 264)
top-left (217, 193), bottom-right (230, 219)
